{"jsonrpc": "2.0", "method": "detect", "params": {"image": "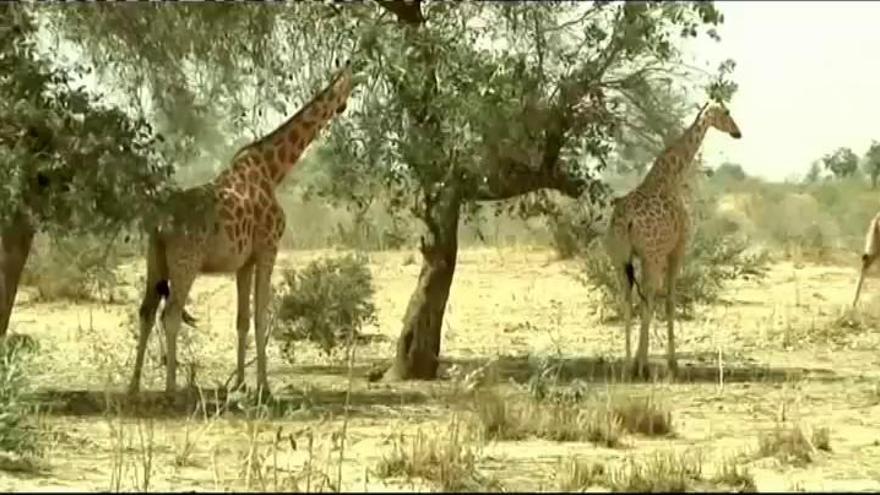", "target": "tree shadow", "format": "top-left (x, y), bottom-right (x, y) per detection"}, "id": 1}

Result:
top-left (29, 382), bottom-right (429, 421)
top-left (442, 351), bottom-right (840, 385)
